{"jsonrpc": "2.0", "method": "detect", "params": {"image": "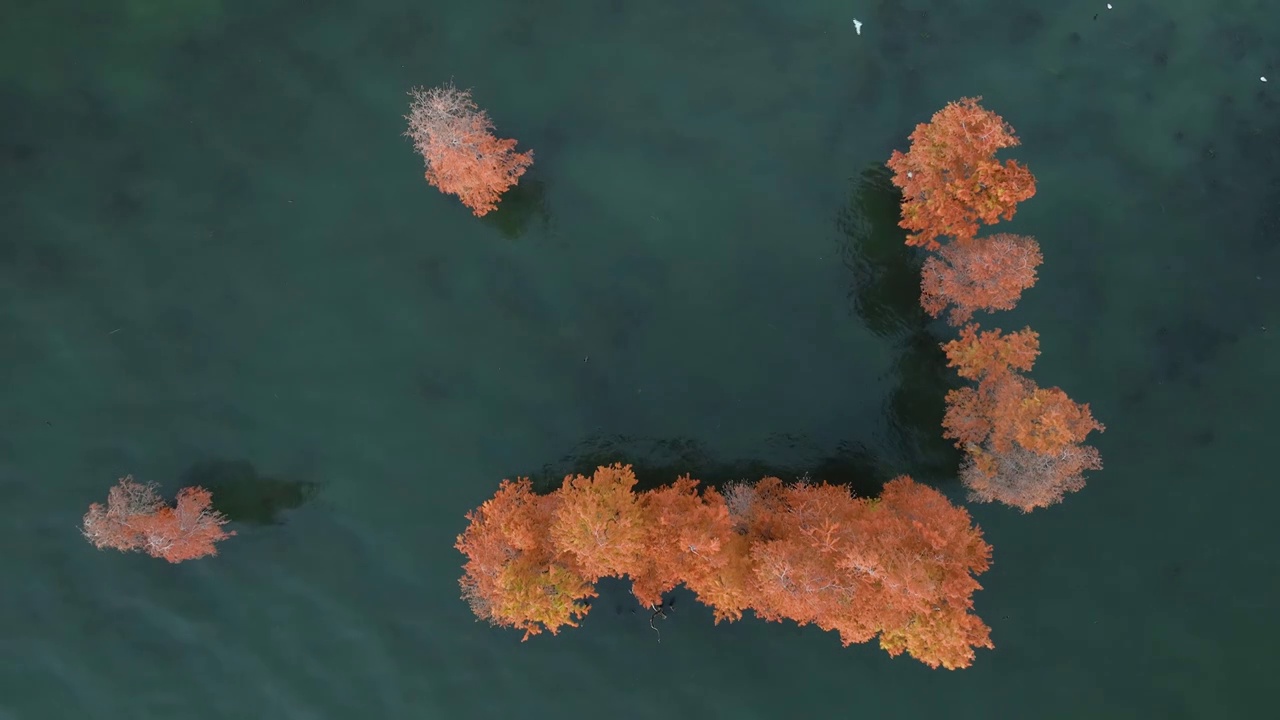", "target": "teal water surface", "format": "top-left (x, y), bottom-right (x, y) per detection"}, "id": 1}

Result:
top-left (2, 0), bottom-right (1277, 717)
